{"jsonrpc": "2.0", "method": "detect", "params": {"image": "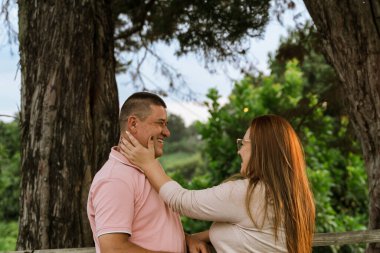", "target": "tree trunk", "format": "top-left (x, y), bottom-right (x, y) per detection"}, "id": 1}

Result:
top-left (17, 0), bottom-right (119, 249)
top-left (303, 0), bottom-right (380, 252)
